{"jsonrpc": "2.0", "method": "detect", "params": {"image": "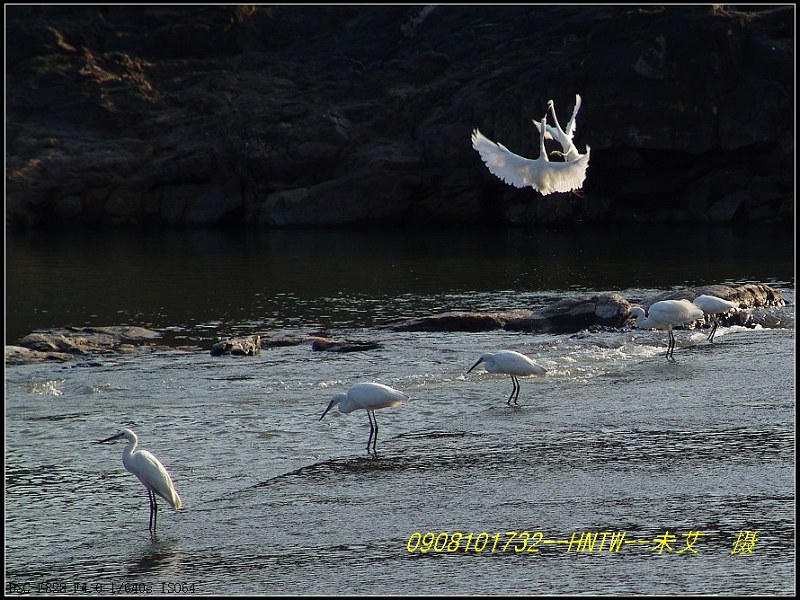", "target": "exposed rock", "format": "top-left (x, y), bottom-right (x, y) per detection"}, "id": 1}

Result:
top-left (4, 345), bottom-right (74, 364)
top-left (383, 311), bottom-right (513, 332)
top-left (533, 293), bottom-right (631, 331)
top-left (14, 326), bottom-right (161, 357)
top-left (4, 284), bottom-right (786, 364)
top-left (384, 294), bottom-right (631, 334)
top-left (6, 6), bottom-right (793, 228)
top-left (210, 335), bottom-right (261, 356)
top-left (627, 283), bottom-right (787, 331)
top-left (642, 283), bottom-right (786, 309)
top-left (385, 285), bottom-right (786, 334)
top-left (208, 333), bottom-right (381, 355)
